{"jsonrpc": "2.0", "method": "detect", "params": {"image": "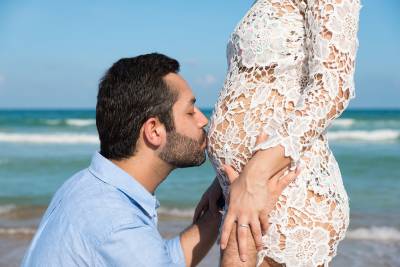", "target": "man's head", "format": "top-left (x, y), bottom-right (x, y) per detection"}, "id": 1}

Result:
top-left (96, 53), bottom-right (208, 168)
